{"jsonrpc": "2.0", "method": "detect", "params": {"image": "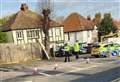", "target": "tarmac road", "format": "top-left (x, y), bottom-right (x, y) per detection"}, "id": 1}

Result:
top-left (2, 57), bottom-right (120, 82)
